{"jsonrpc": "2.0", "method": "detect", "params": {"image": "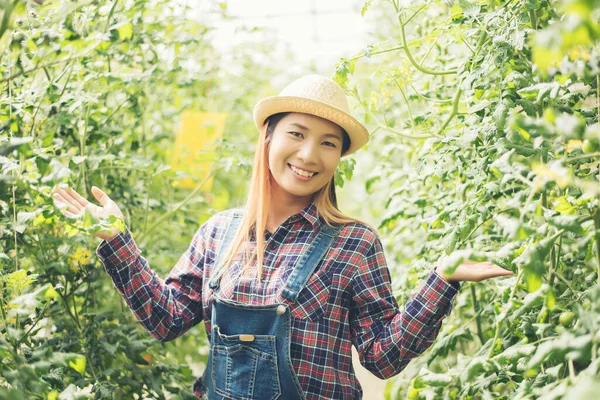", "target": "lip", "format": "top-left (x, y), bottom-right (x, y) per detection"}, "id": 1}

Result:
top-left (288, 163), bottom-right (318, 180)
